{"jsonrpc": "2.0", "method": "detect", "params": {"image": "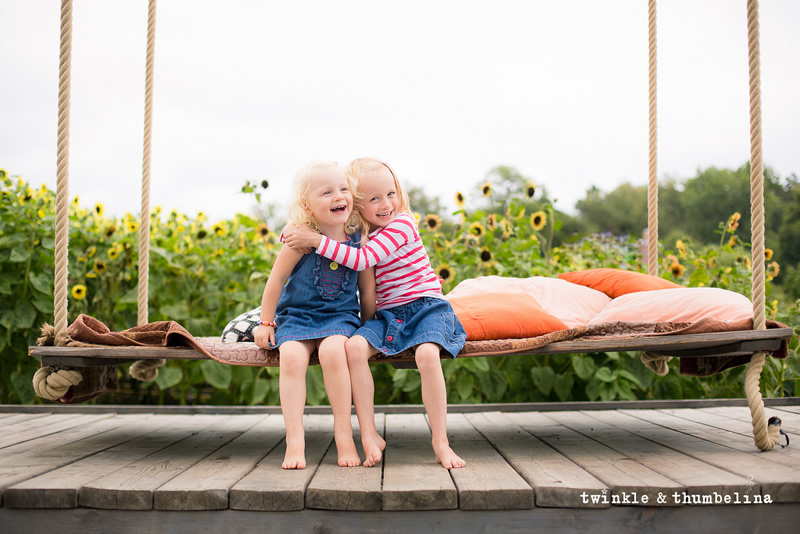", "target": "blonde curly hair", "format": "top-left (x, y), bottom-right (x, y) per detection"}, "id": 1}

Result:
top-left (287, 161), bottom-right (362, 236)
